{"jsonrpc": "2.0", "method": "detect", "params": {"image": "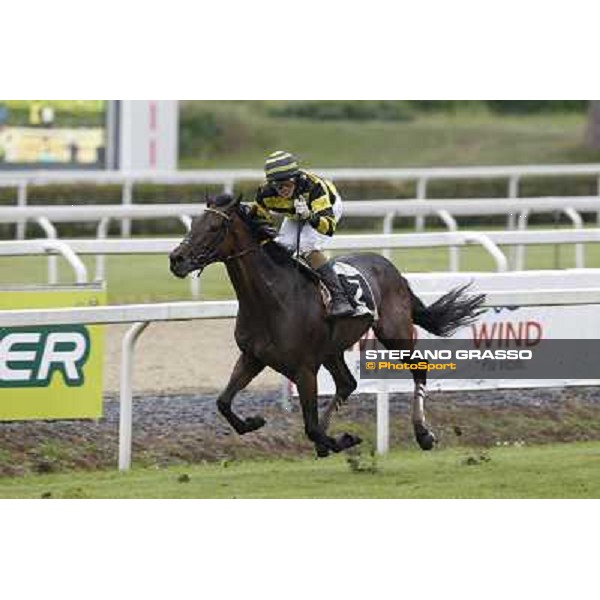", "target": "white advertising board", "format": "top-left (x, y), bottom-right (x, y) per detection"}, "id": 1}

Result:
top-left (316, 304), bottom-right (600, 395)
top-left (308, 270), bottom-right (600, 395)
